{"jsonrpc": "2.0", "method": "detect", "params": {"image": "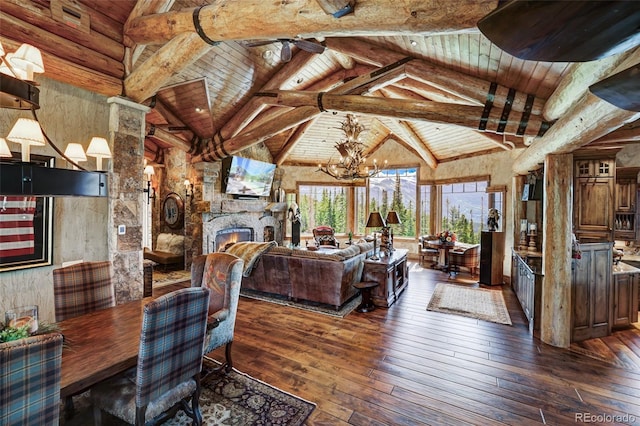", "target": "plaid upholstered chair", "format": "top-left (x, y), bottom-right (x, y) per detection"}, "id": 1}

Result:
top-left (53, 261), bottom-right (115, 321)
top-left (0, 333), bottom-right (64, 426)
top-left (91, 287), bottom-right (210, 426)
top-left (191, 252), bottom-right (244, 374)
top-left (448, 244), bottom-right (481, 277)
top-left (418, 235), bottom-right (439, 268)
